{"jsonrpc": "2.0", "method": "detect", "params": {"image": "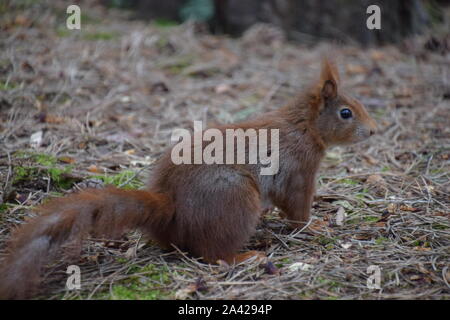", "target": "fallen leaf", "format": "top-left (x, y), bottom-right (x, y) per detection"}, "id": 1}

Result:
top-left (335, 207), bottom-right (347, 226)
top-left (366, 174), bottom-right (385, 186)
top-left (288, 262), bottom-right (312, 272)
top-left (86, 253), bottom-right (99, 263)
top-left (45, 114), bottom-right (66, 124)
top-left (346, 64), bottom-right (367, 75)
top-left (362, 154), bottom-right (379, 165)
top-left (59, 156), bottom-right (76, 164)
top-left (174, 287), bottom-right (192, 300)
top-left (120, 95), bottom-right (131, 103)
top-left (308, 219), bottom-right (332, 233)
top-left (370, 50), bottom-right (387, 61)
top-left (417, 264), bottom-right (431, 275)
top-left (353, 234), bottom-right (372, 240)
top-left (30, 131), bottom-right (43, 148)
top-left (341, 242), bottom-right (352, 249)
top-left (215, 83), bottom-right (231, 94)
top-left (414, 246), bottom-right (431, 252)
top-left (87, 165), bottom-right (102, 173)
top-left (15, 15), bottom-right (29, 26)
top-left (387, 203), bottom-right (397, 214)
top-left (130, 156), bottom-right (155, 167)
top-left (433, 212), bottom-right (449, 217)
top-left (216, 259), bottom-right (230, 270)
top-left (375, 221), bottom-right (386, 228)
top-left (325, 151), bottom-right (343, 161)
top-left (399, 205), bottom-right (419, 212)
top-left (125, 247), bottom-right (136, 259)
top-left (174, 277), bottom-right (207, 300)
